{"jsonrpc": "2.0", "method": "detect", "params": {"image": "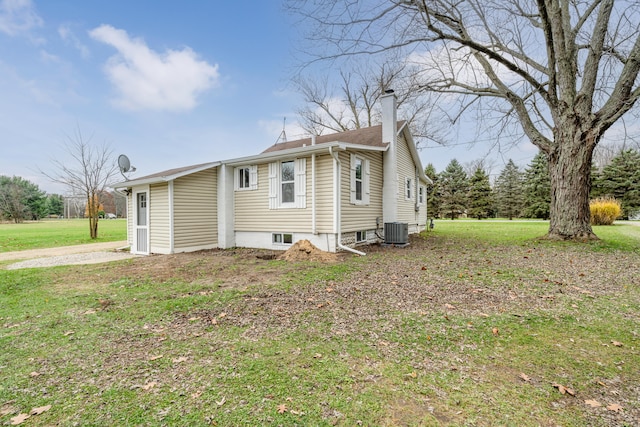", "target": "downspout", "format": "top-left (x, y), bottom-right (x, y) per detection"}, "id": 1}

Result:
top-left (311, 135), bottom-right (317, 235)
top-left (329, 146), bottom-right (366, 256)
